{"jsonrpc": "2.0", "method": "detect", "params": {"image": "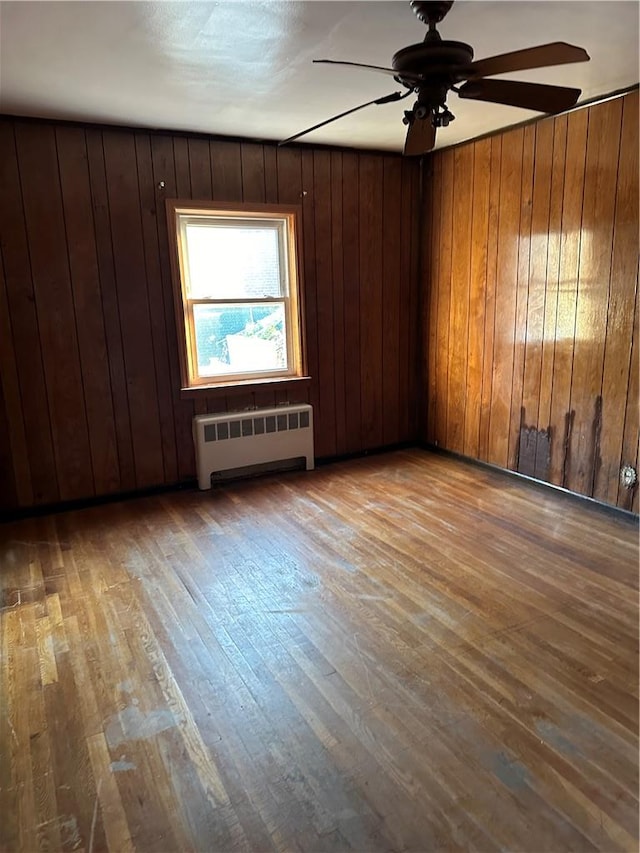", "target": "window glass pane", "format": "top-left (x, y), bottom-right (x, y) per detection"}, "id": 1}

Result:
top-left (184, 223), bottom-right (282, 299)
top-left (193, 302), bottom-right (287, 377)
